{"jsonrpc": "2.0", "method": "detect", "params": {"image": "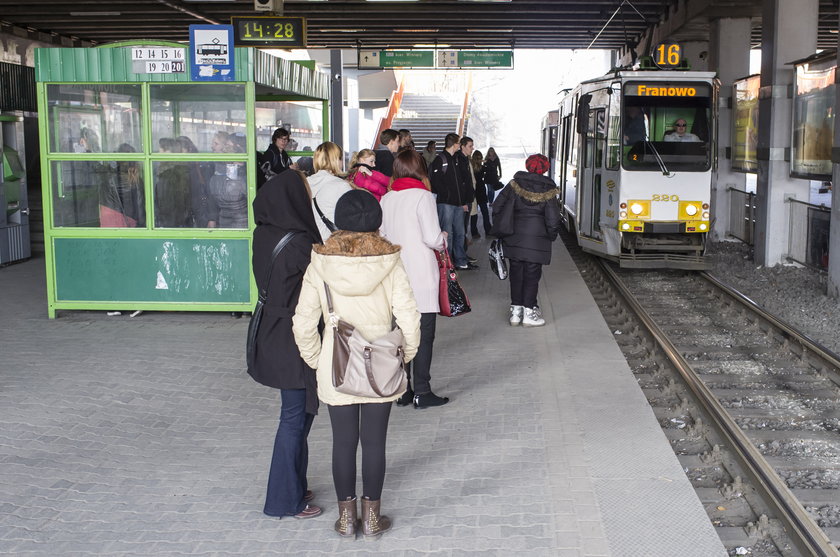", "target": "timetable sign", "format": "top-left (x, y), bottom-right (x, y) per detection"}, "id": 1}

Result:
top-left (144, 60), bottom-right (186, 74)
